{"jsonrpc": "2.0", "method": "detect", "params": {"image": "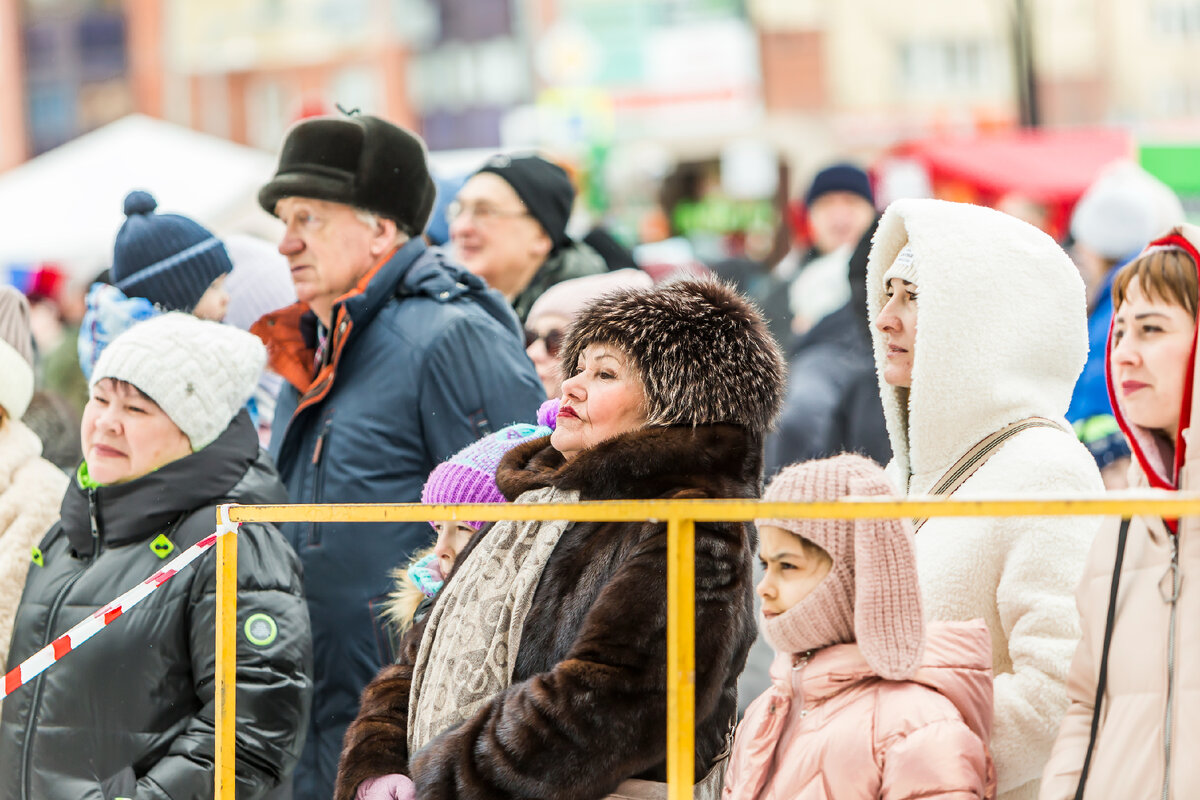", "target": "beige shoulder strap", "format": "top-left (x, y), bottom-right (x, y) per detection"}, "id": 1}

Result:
top-left (911, 417), bottom-right (1066, 533)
